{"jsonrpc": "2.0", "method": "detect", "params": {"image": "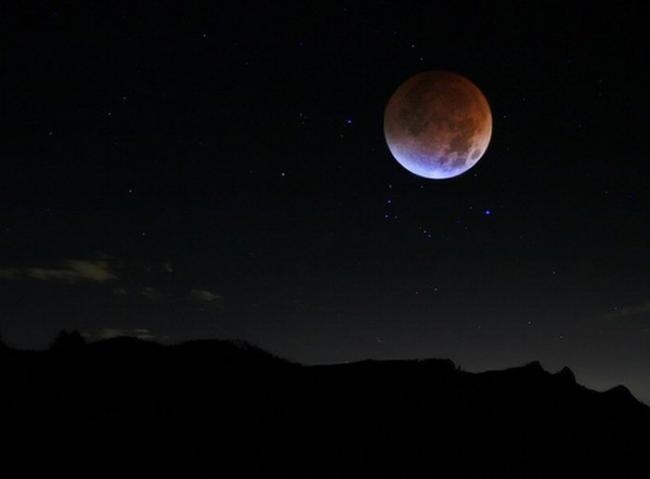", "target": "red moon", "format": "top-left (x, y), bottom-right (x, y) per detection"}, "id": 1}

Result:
top-left (384, 71), bottom-right (492, 179)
